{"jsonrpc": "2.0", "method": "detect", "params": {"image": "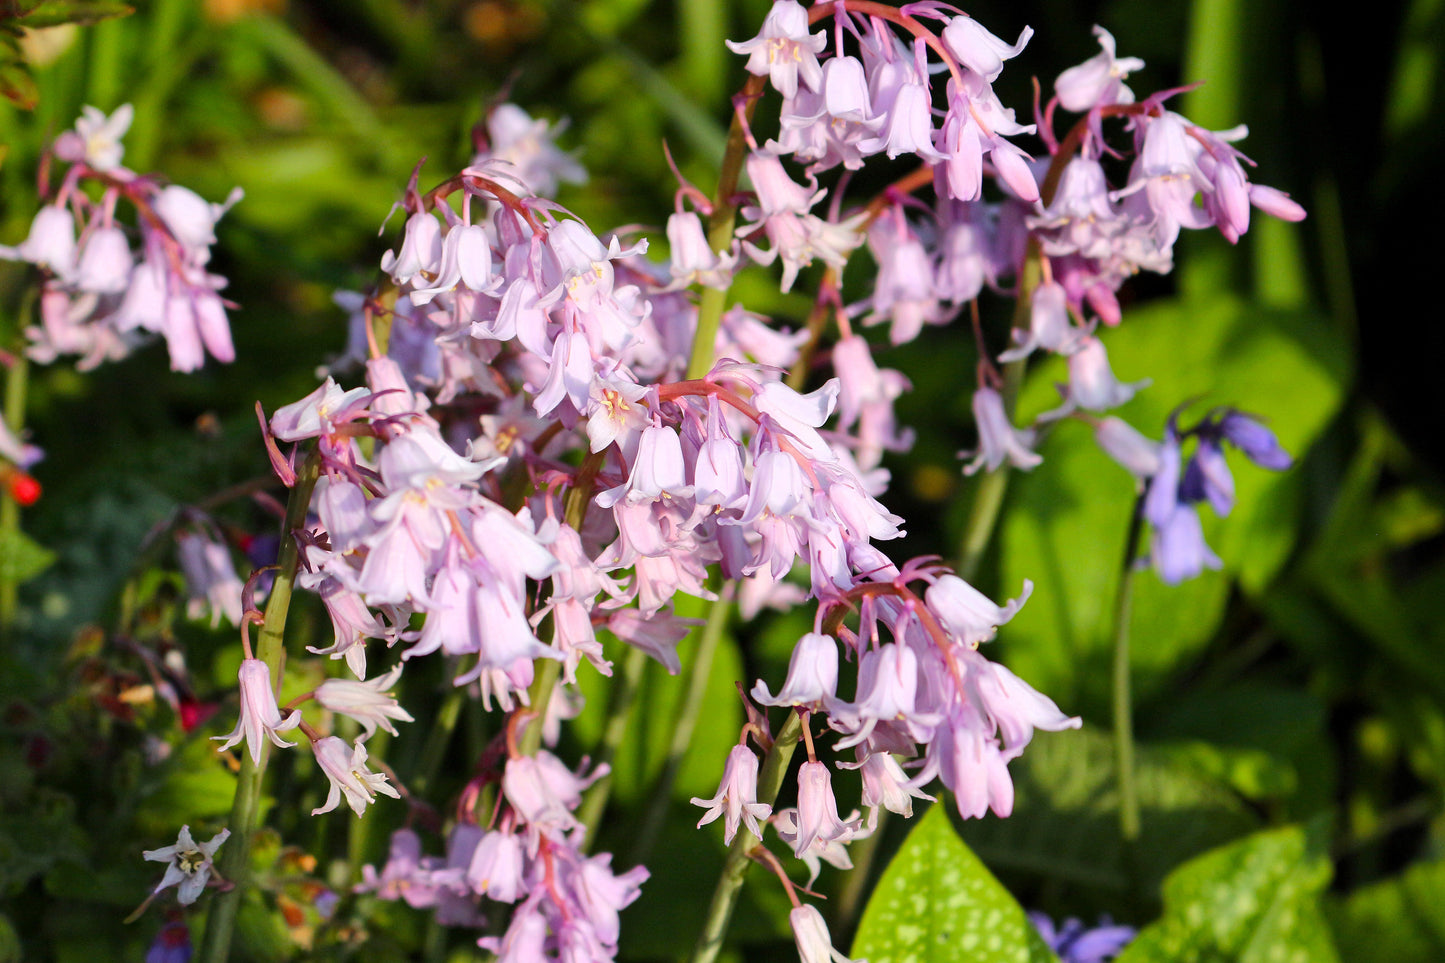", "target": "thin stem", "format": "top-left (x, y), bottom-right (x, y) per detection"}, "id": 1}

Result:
top-left (1112, 495), bottom-right (1146, 842)
top-left (577, 644), bottom-right (648, 850)
top-left (632, 584), bottom-right (734, 863)
top-left (687, 710), bottom-right (803, 963)
top-left (0, 351), bottom-right (29, 637)
top-left (687, 76), bottom-right (766, 380)
top-left (196, 451), bottom-right (321, 963)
